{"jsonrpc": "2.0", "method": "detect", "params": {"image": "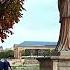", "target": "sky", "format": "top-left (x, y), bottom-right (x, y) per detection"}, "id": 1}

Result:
top-left (0, 0), bottom-right (60, 49)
